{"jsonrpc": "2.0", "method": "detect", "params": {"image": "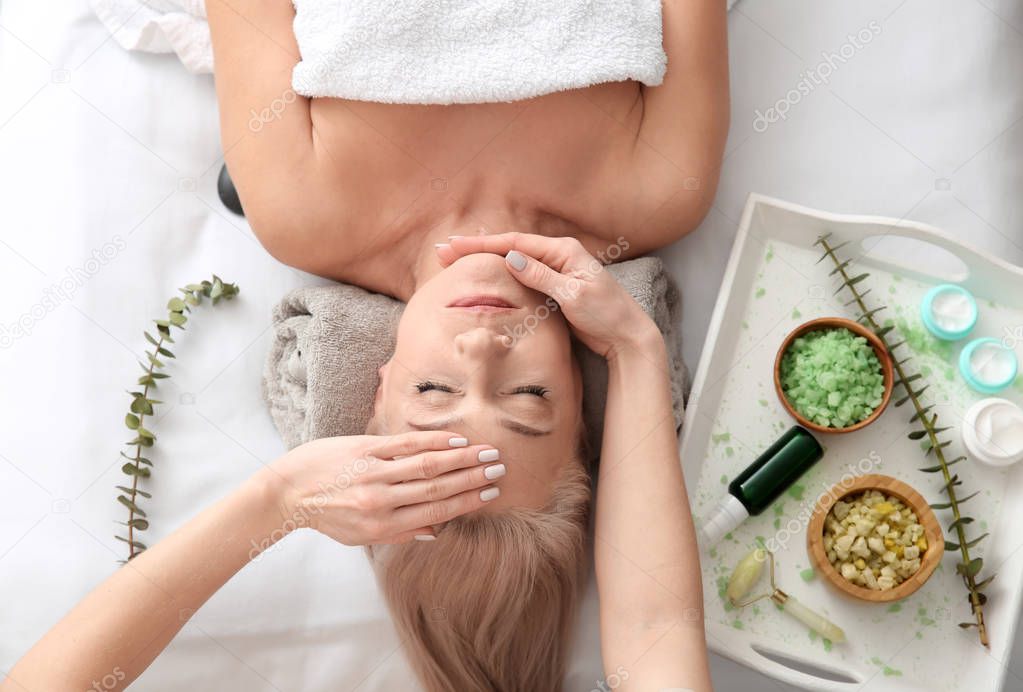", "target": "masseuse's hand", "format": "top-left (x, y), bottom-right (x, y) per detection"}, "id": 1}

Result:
top-left (438, 233), bottom-right (659, 360)
top-left (263, 431), bottom-right (503, 545)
